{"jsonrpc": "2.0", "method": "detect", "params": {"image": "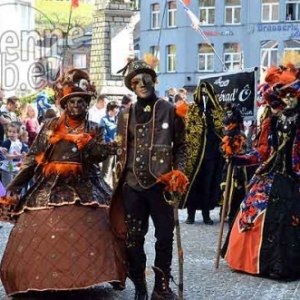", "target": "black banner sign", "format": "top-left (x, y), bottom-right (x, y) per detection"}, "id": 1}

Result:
top-left (199, 68), bottom-right (257, 119)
